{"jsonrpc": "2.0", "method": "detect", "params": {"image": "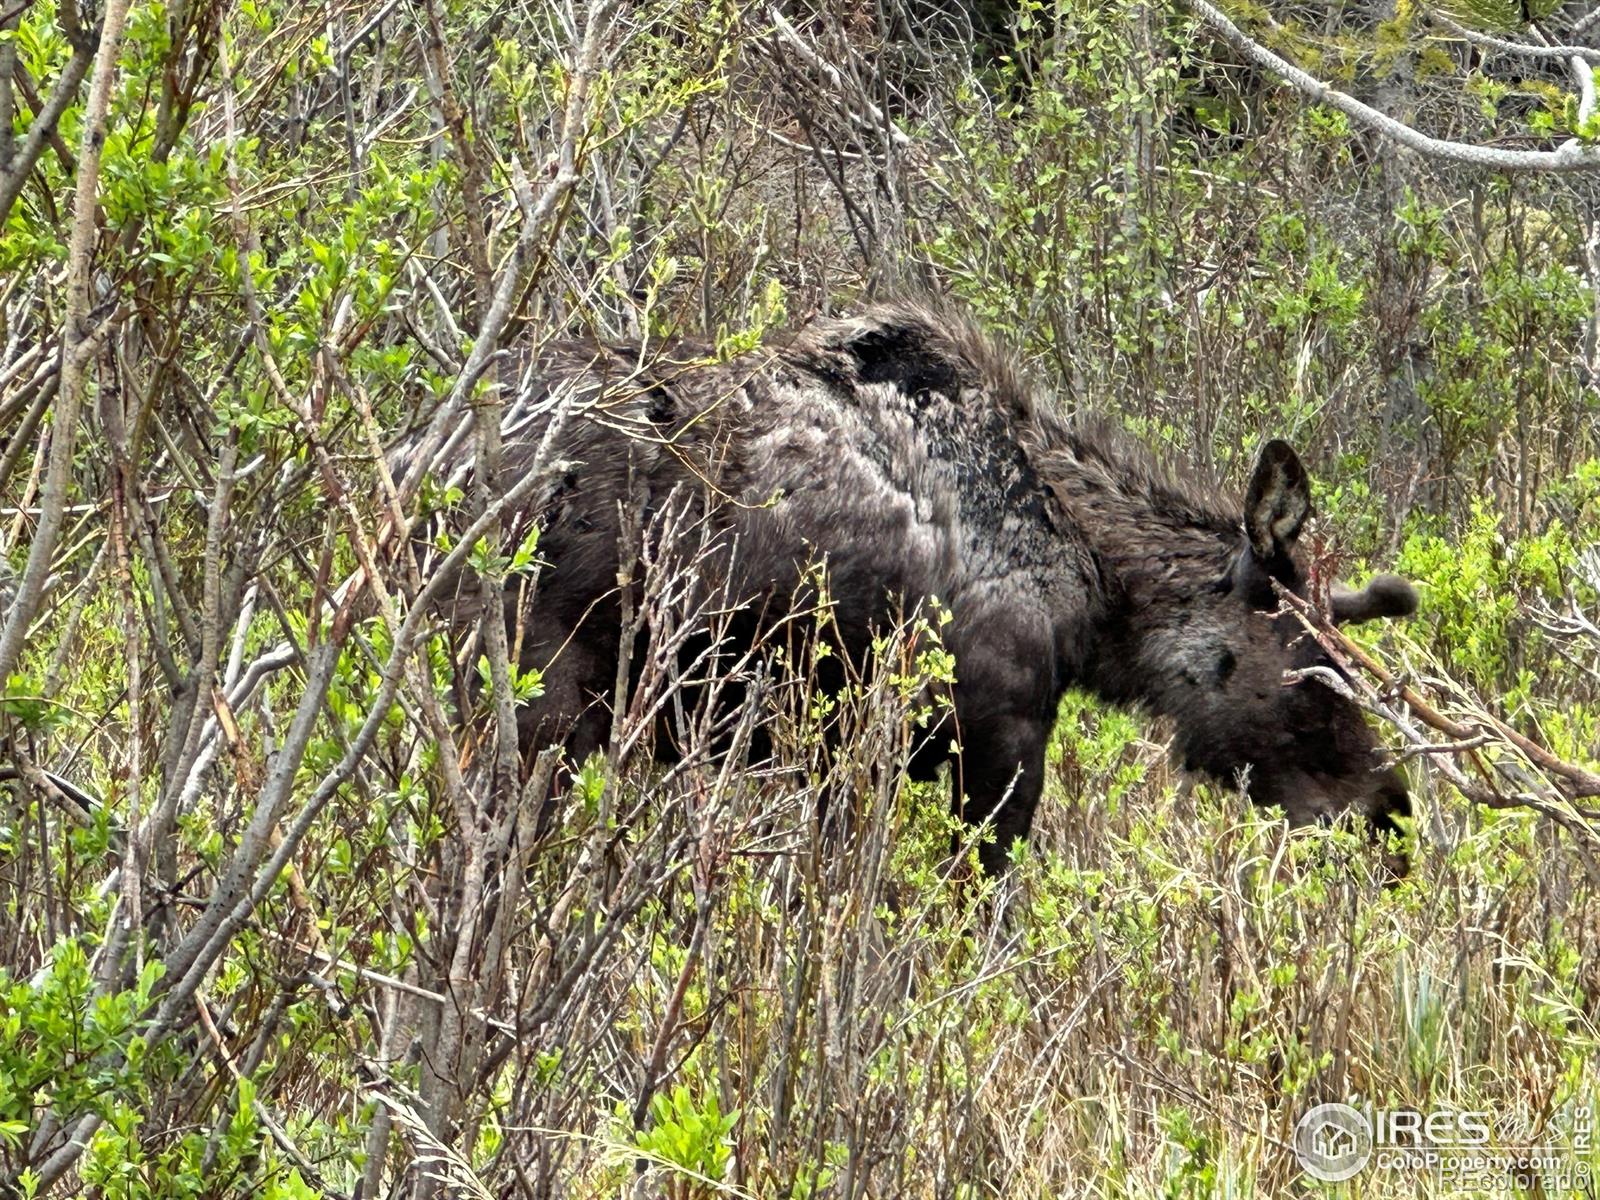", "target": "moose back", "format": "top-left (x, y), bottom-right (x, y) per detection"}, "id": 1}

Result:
top-left (397, 302), bottom-right (1418, 872)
